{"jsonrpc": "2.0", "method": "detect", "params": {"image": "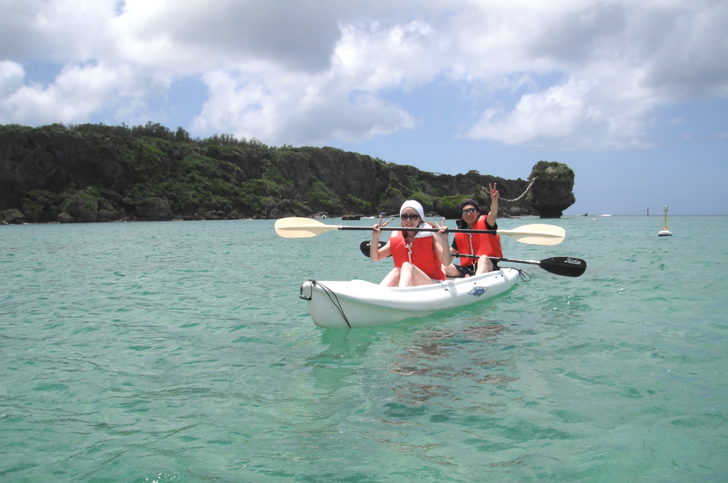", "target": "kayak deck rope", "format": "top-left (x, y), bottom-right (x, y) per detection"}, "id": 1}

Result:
top-left (518, 269), bottom-right (531, 282)
top-left (300, 280), bottom-right (351, 328)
